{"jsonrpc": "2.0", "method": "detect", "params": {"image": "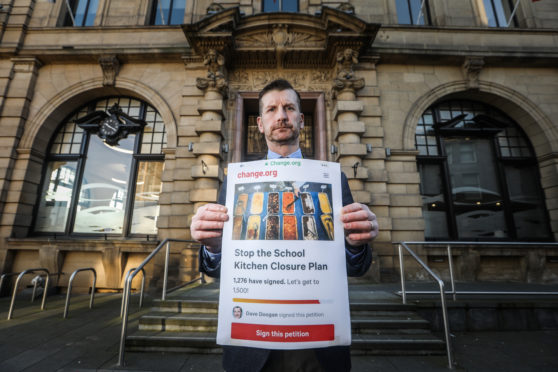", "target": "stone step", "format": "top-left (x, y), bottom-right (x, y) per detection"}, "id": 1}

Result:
top-left (349, 302), bottom-right (418, 312)
top-left (152, 299), bottom-right (218, 313)
top-left (139, 313), bottom-right (218, 332)
top-left (126, 331), bottom-right (220, 353)
top-left (150, 300), bottom-right (414, 314)
top-left (351, 317), bottom-right (430, 330)
top-left (138, 311), bottom-right (430, 333)
top-left (126, 331), bottom-right (446, 355)
top-left (351, 333), bottom-right (446, 355)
